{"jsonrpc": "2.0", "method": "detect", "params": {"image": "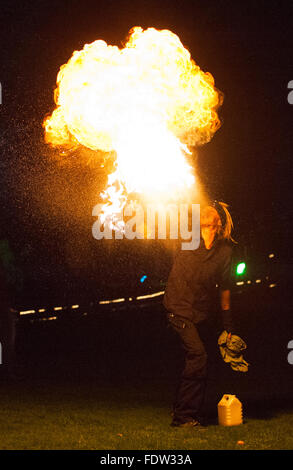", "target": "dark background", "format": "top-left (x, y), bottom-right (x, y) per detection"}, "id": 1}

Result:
top-left (0, 0), bottom-right (292, 306)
